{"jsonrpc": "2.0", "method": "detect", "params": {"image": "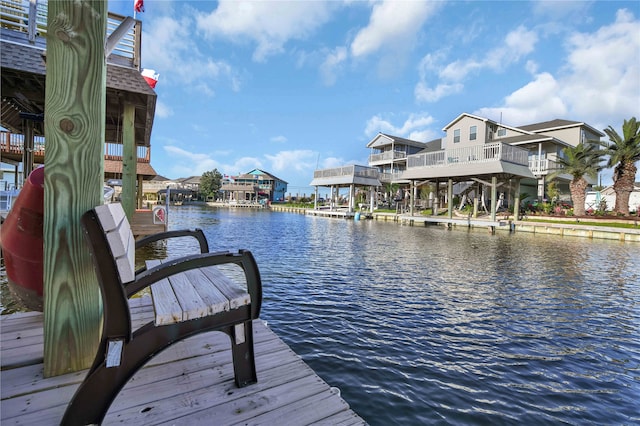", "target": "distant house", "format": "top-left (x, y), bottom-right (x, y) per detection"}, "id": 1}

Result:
top-left (586, 183), bottom-right (640, 213)
top-left (220, 169), bottom-right (287, 202)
